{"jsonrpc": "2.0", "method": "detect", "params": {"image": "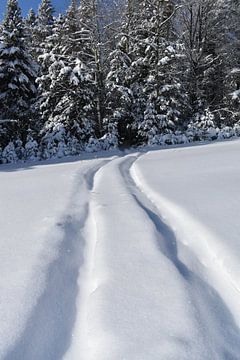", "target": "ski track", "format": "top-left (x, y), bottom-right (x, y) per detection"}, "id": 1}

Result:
top-left (126, 154), bottom-right (240, 359)
top-left (3, 151), bottom-right (240, 359)
top-left (130, 153), bottom-right (240, 306)
top-left (71, 153), bottom-right (240, 360)
top-left (4, 159), bottom-right (111, 360)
